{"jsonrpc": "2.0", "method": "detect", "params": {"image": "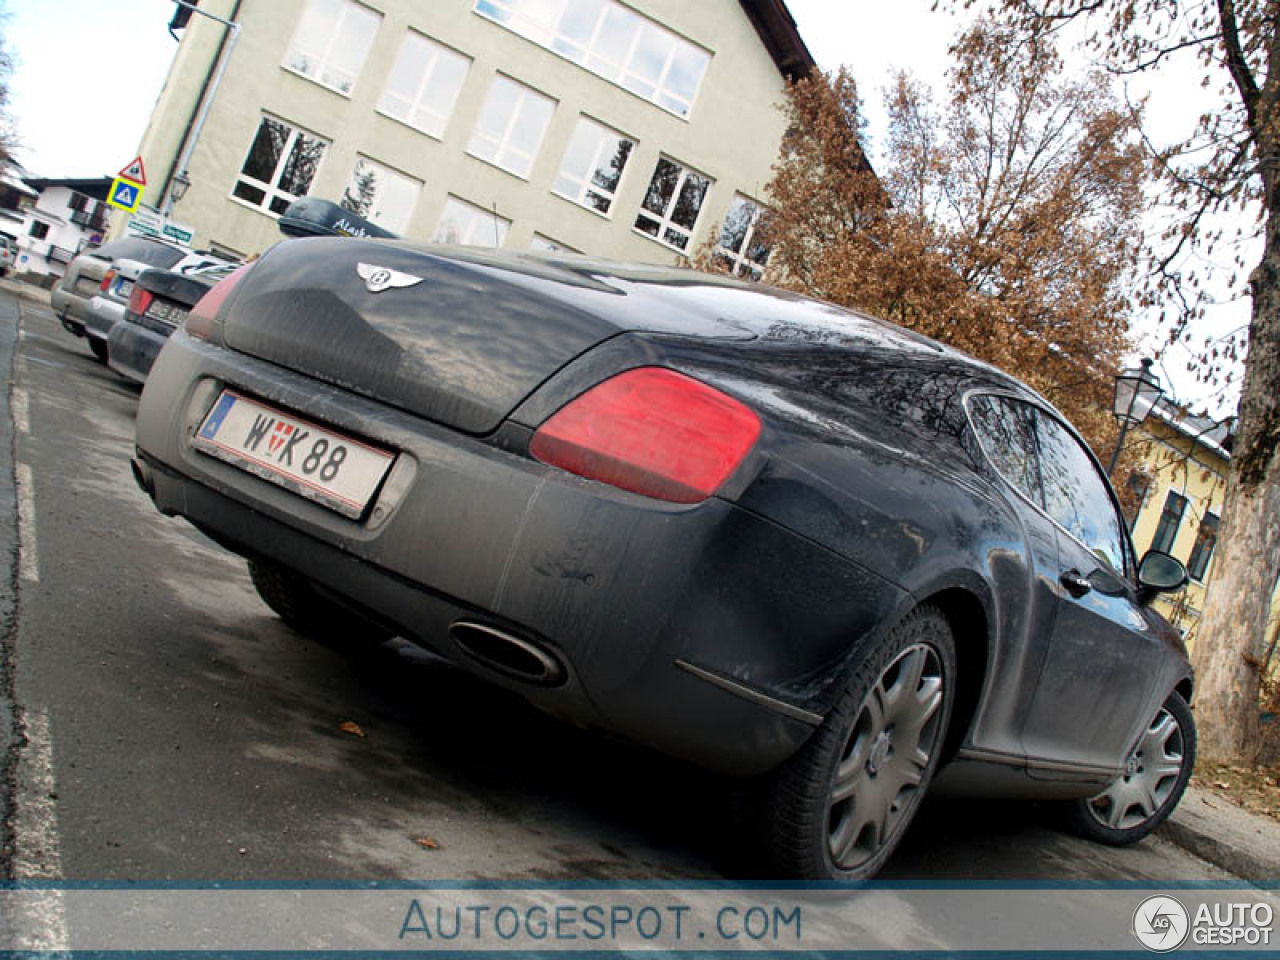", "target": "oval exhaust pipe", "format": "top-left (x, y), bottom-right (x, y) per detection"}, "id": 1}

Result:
top-left (449, 621), bottom-right (566, 687)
